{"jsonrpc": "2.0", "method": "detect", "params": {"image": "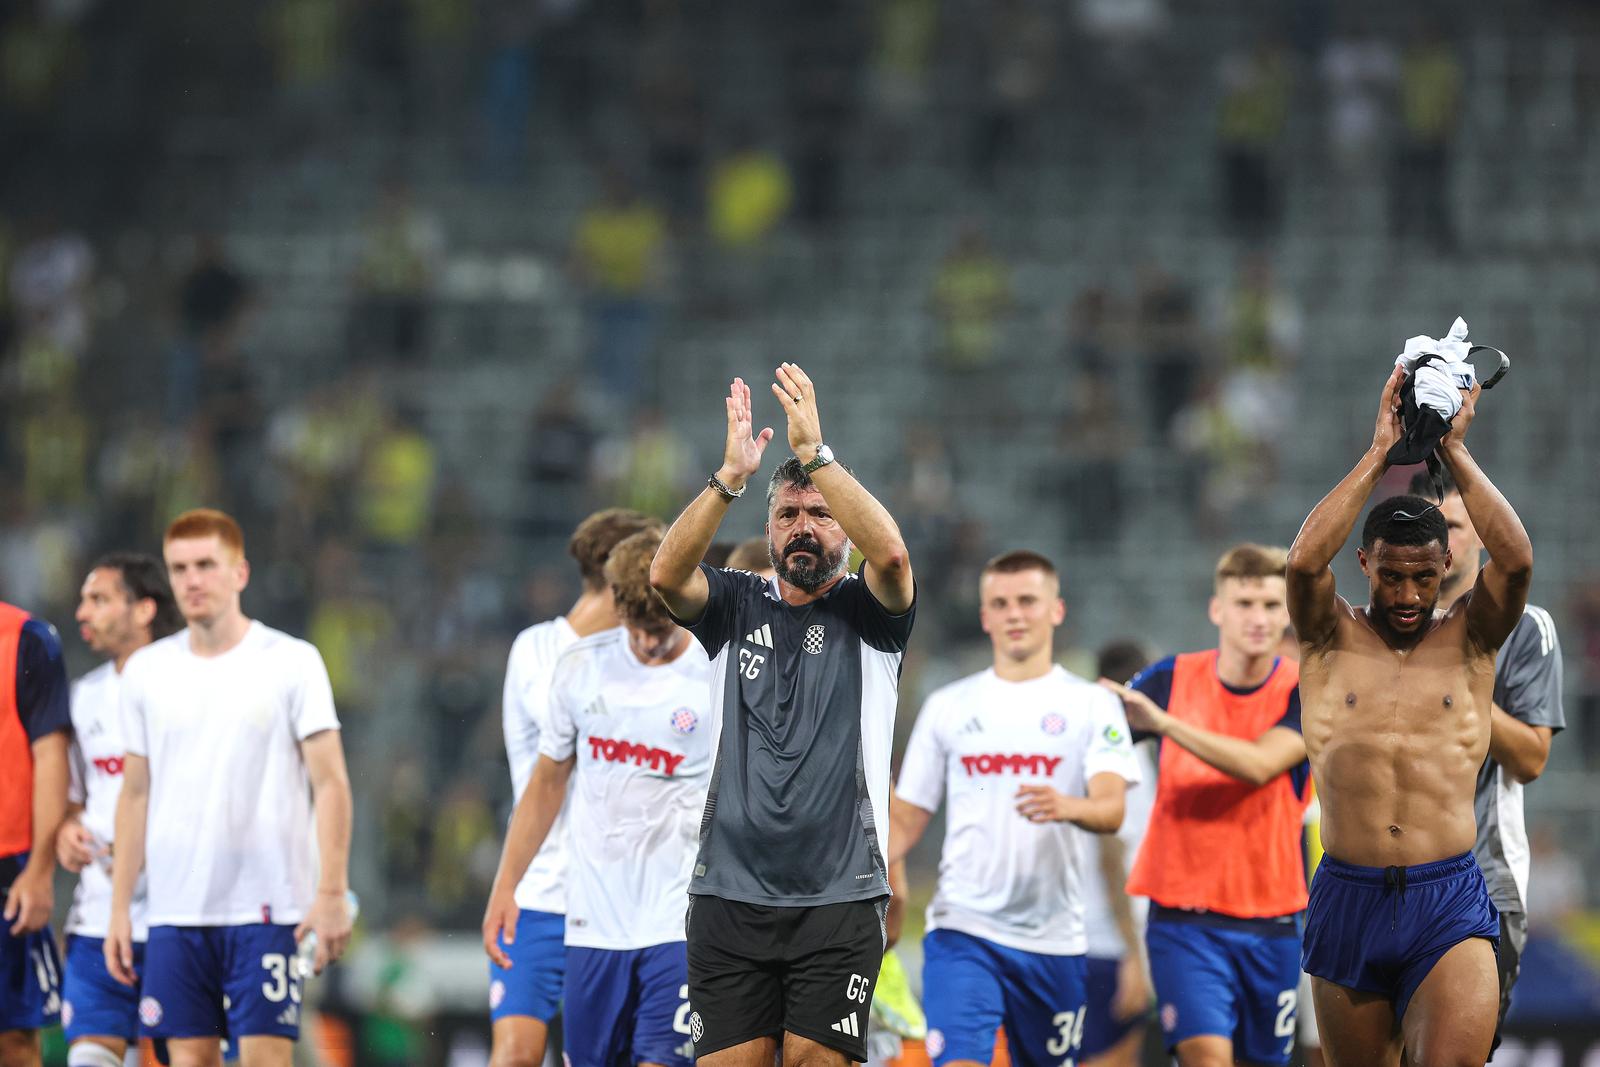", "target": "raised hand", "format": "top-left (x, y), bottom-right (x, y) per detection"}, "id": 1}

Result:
top-left (1373, 365), bottom-right (1405, 456)
top-left (720, 377), bottom-right (775, 488)
top-left (1441, 379), bottom-right (1481, 449)
top-left (770, 363), bottom-right (824, 463)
